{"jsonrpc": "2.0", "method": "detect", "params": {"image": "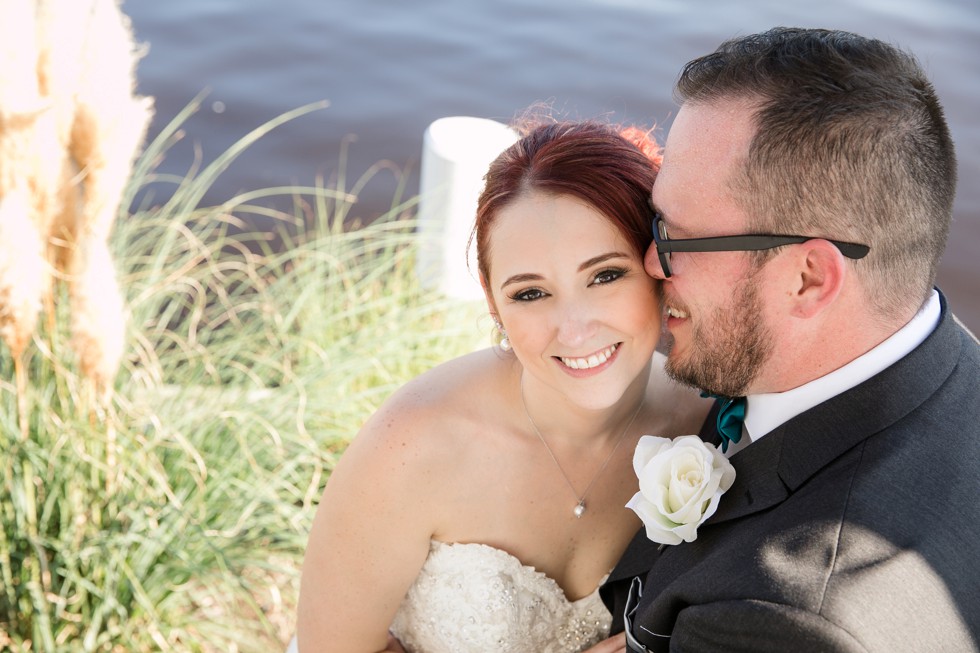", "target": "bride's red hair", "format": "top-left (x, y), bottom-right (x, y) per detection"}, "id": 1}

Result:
top-left (472, 119), bottom-right (661, 285)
